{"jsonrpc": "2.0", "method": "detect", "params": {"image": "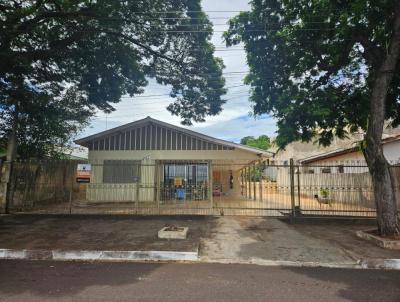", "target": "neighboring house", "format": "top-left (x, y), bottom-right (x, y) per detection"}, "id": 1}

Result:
top-left (61, 146), bottom-right (88, 160)
top-left (299, 134), bottom-right (400, 174)
top-left (270, 132), bottom-right (365, 165)
top-left (75, 116), bottom-right (272, 203)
